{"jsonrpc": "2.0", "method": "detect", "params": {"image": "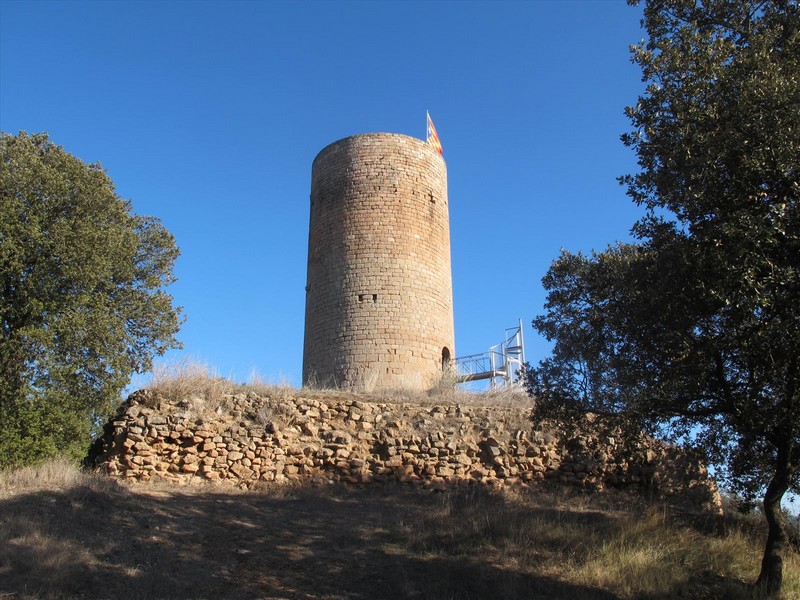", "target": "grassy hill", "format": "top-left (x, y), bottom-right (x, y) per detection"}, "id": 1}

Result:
top-left (1, 460), bottom-right (798, 600)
